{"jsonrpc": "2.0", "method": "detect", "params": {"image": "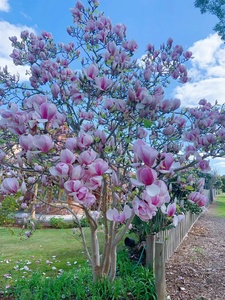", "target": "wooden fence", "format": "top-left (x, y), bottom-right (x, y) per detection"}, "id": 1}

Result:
top-left (151, 189), bottom-right (216, 299)
top-left (154, 188), bottom-right (216, 262)
top-left (156, 211), bottom-right (199, 262)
